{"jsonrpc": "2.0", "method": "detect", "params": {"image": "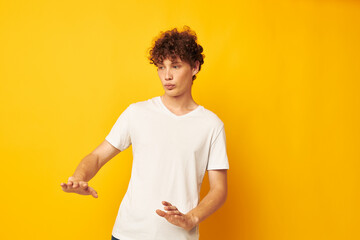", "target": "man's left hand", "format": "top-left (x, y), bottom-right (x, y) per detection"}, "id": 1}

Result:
top-left (156, 201), bottom-right (198, 231)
